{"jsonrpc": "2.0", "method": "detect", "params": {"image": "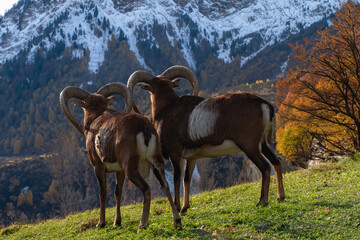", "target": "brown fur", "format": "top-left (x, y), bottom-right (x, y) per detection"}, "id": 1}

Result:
top-left (72, 93), bottom-right (181, 230)
top-left (139, 77), bottom-right (285, 213)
